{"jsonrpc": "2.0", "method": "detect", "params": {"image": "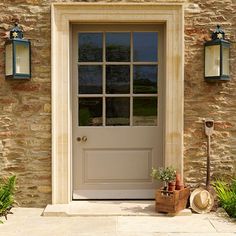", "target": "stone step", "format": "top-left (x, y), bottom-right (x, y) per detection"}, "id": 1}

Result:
top-left (43, 201), bottom-right (192, 217)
